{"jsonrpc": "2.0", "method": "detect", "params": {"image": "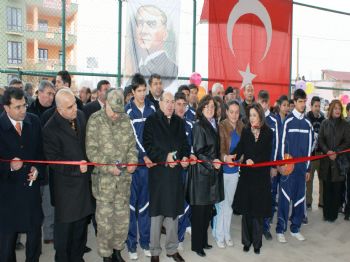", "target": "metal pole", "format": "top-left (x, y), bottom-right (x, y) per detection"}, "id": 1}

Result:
top-left (117, 0), bottom-right (123, 87)
top-left (288, 4), bottom-right (294, 98)
top-left (62, 0), bottom-right (66, 71)
top-left (192, 0), bottom-right (197, 72)
top-left (296, 38), bottom-right (299, 79)
top-left (293, 1), bottom-right (350, 16)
